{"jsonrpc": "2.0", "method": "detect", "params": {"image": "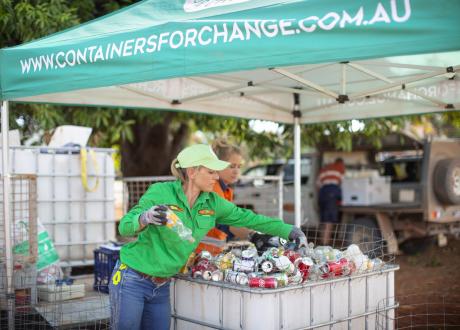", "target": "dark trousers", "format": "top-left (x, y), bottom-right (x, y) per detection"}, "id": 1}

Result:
top-left (318, 184), bottom-right (342, 223)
